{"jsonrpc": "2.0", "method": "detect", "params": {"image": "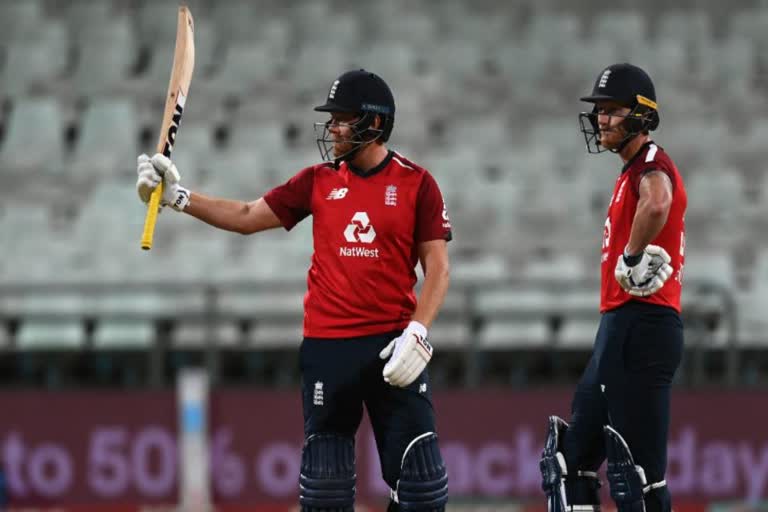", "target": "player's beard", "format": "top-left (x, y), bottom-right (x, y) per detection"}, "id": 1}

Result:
top-left (333, 140), bottom-right (354, 157)
top-left (599, 125), bottom-right (626, 150)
